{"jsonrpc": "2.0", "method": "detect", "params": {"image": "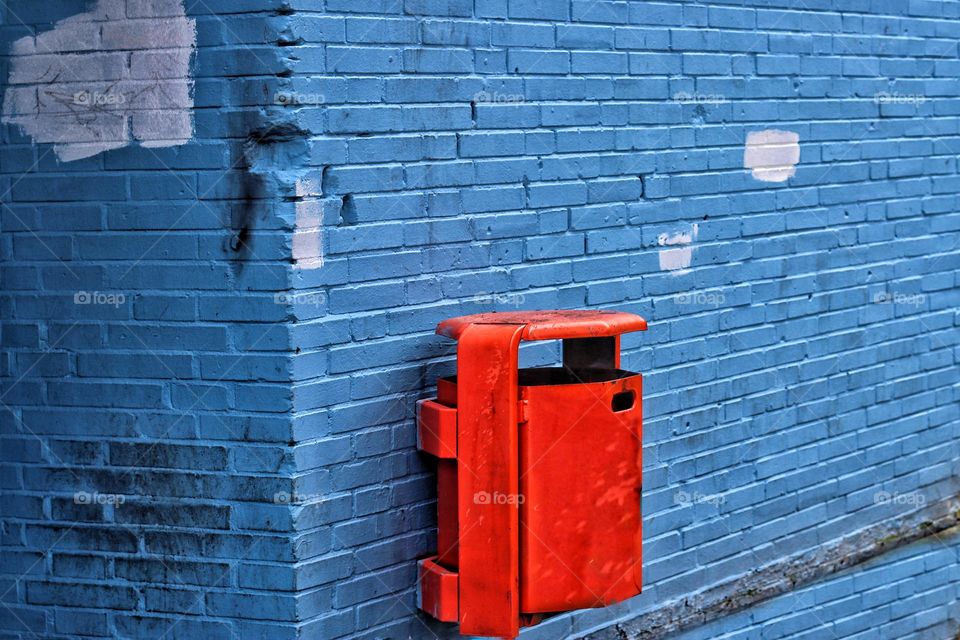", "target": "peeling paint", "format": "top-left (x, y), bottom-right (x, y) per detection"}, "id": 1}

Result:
top-left (2, 0), bottom-right (196, 162)
top-left (743, 129), bottom-right (800, 183)
top-left (657, 224), bottom-right (698, 272)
